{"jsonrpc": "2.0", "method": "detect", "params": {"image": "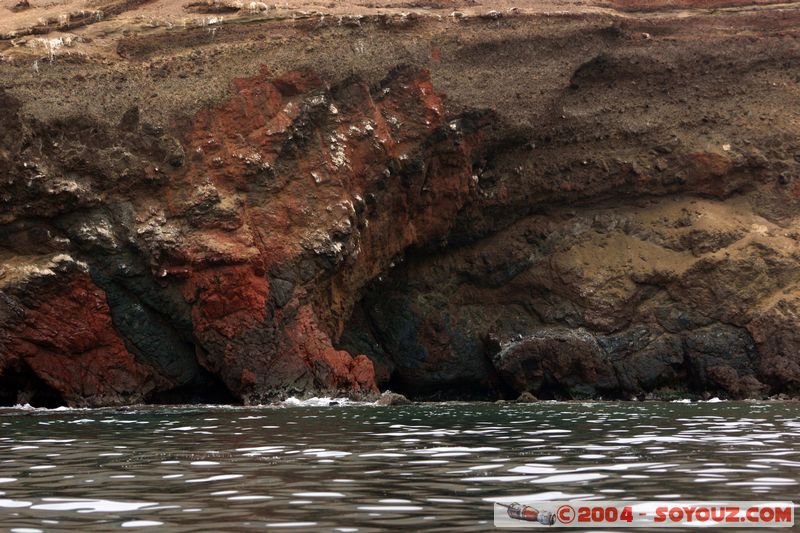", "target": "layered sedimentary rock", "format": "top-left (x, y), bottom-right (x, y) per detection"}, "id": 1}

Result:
top-left (1, 0), bottom-right (800, 405)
